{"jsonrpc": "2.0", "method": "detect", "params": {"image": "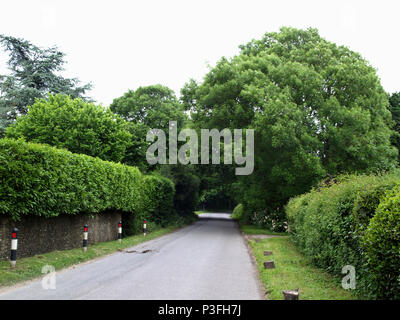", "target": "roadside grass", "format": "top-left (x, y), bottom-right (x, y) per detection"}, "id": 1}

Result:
top-left (240, 224), bottom-right (287, 236)
top-left (0, 225), bottom-right (181, 288)
top-left (195, 210), bottom-right (232, 215)
top-left (194, 210), bottom-right (208, 215)
top-left (249, 236), bottom-right (357, 300)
